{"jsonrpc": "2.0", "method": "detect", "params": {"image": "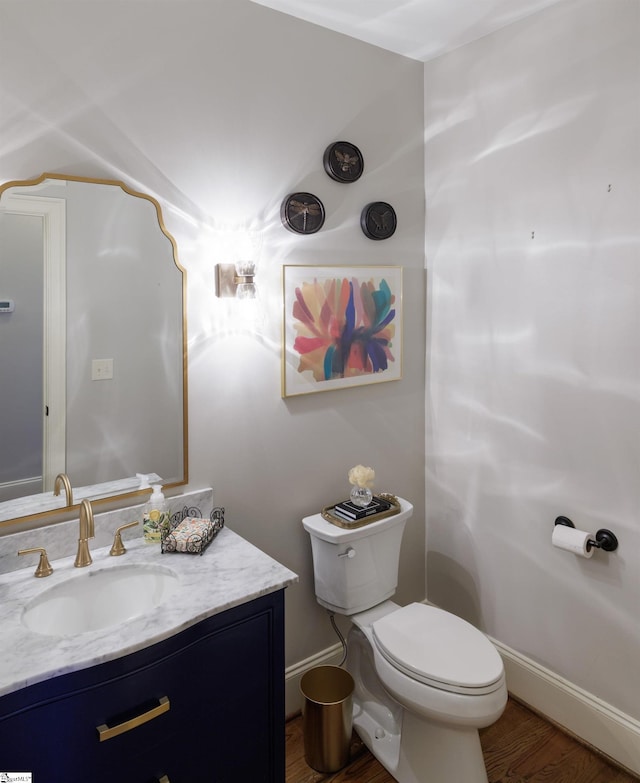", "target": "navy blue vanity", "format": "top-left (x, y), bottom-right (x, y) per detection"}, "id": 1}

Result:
top-left (0, 519), bottom-right (297, 783)
top-left (0, 591), bottom-right (284, 782)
